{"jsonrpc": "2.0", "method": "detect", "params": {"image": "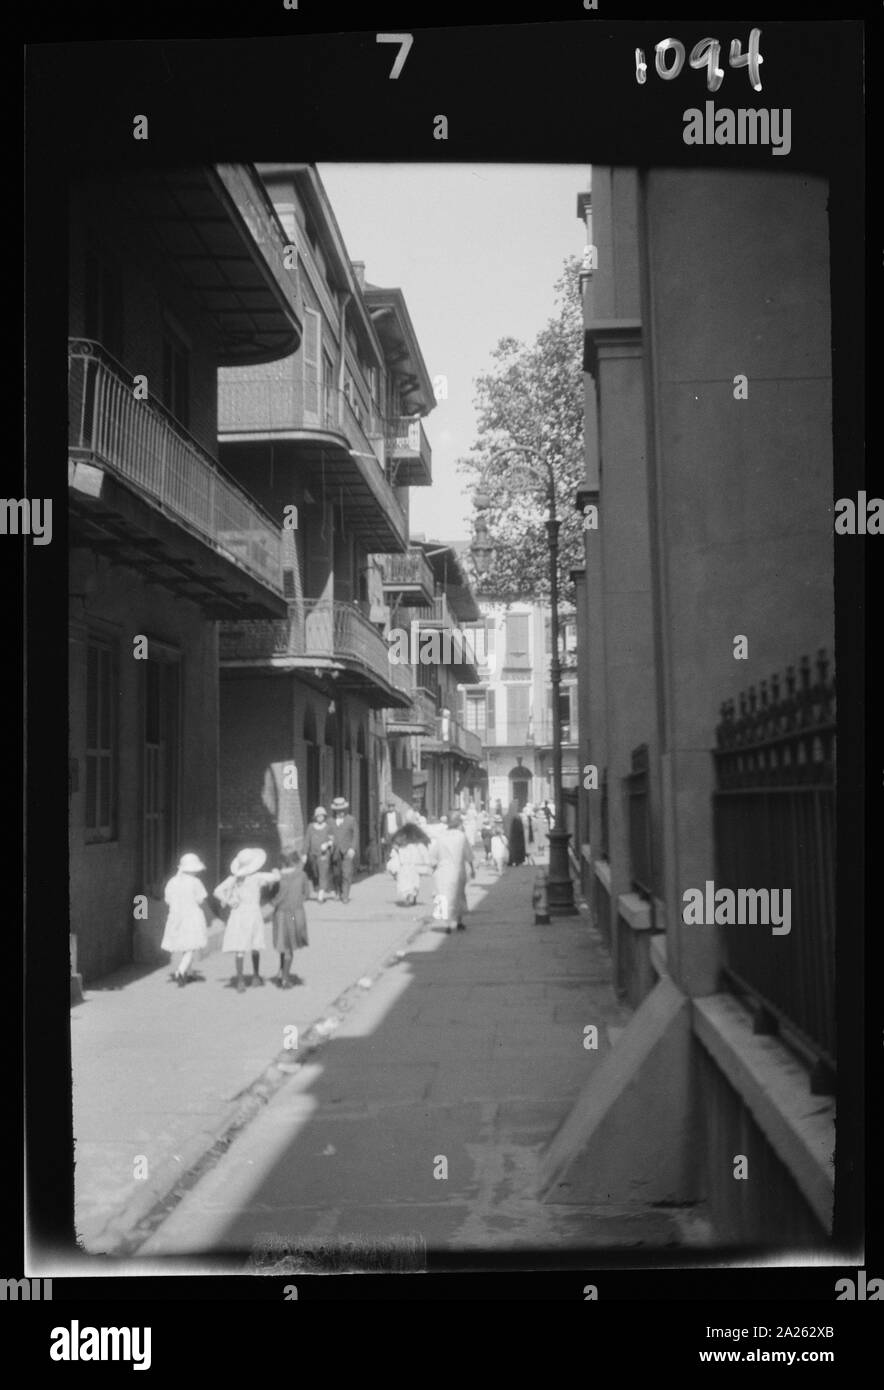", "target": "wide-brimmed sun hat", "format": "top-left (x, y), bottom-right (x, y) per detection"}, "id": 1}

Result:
top-left (230, 847), bottom-right (267, 877)
top-left (178, 852), bottom-right (206, 873)
top-left (313, 806), bottom-right (328, 820)
top-left (330, 796), bottom-right (349, 811)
